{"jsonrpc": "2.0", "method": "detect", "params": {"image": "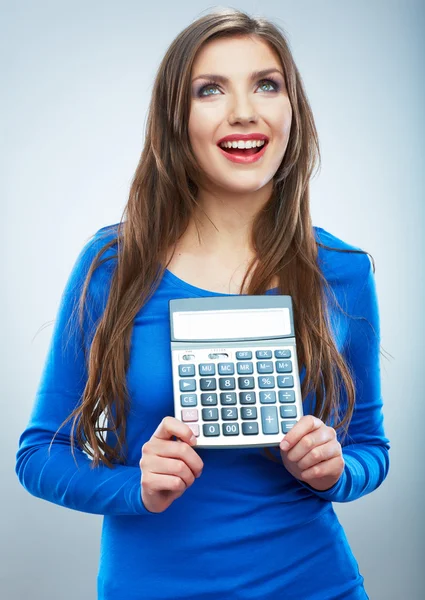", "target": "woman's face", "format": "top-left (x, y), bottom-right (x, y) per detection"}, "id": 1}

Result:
top-left (188, 35), bottom-right (292, 196)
